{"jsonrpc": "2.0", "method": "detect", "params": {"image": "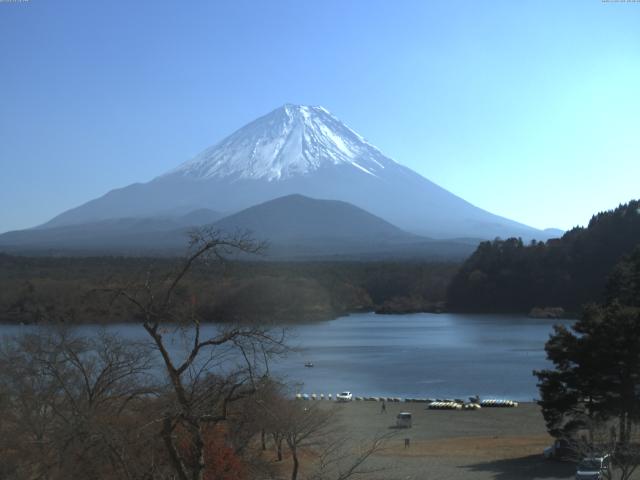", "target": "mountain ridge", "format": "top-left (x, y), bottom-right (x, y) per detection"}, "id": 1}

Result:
top-left (0, 194), bottom-right (478, 260)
